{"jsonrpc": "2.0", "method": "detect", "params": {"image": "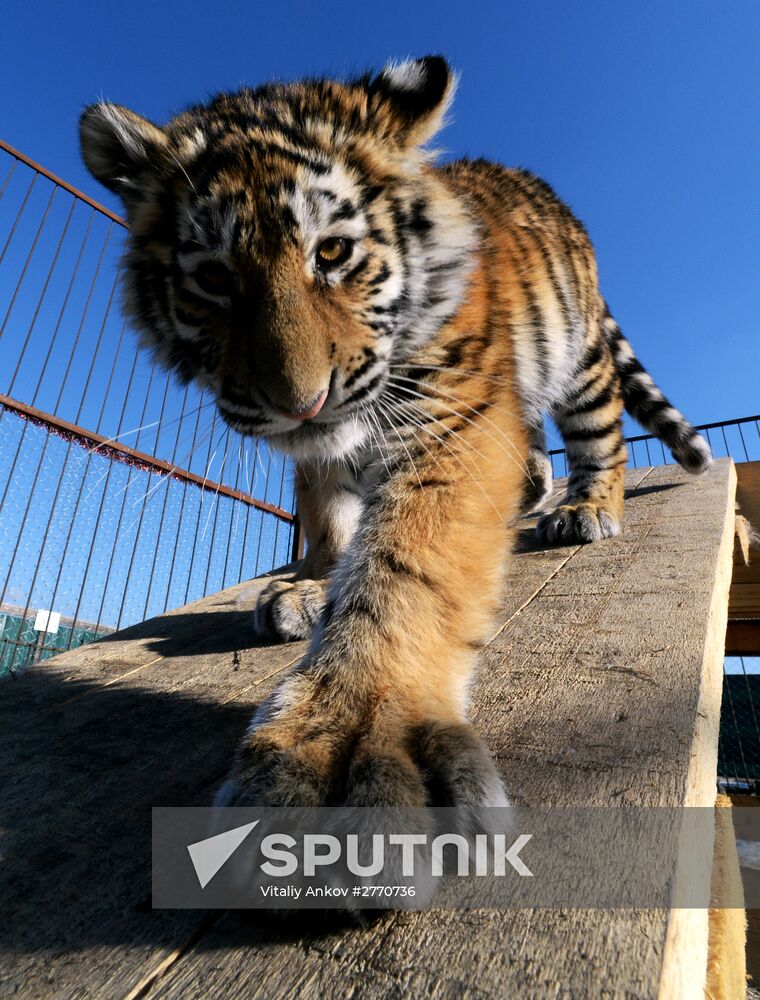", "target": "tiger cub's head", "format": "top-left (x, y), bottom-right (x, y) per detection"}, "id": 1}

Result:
top-left (79, 56), bottom-right (475, 460)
